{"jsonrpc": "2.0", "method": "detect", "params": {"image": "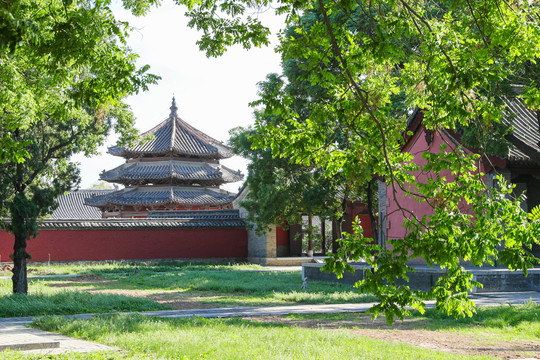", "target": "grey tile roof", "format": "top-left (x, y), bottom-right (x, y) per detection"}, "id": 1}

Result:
top-left (147, 209), bottom-right (245, 227)
top-left (50, 190), bottom-right (114, 219)
top-left (148, 209), bottom-right (241, 219)
top-left (108, 109), bottom-right (233, 159)
top-left (37, 215), bottom-right (245, 229)
top-left (503, 97), bottom-right (540, 165)
top-left (85, 186), bottom-right (235, 208)
top-left (100, 160), bottom-right (243, 186)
